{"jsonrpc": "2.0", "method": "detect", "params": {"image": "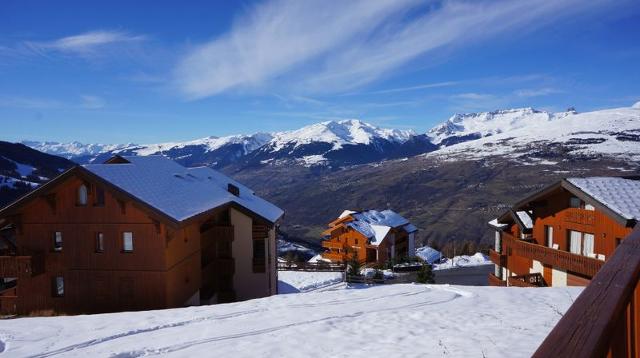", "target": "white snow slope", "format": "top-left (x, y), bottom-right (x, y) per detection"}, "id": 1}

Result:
top-left (428, 105), bottom-right (640, 162)
top-left (278, 271), bottom-right (343, 293)
top-left (268, 119), bottom-right (414, 151)
top-left (0, 284), bottom-right (582, 357)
